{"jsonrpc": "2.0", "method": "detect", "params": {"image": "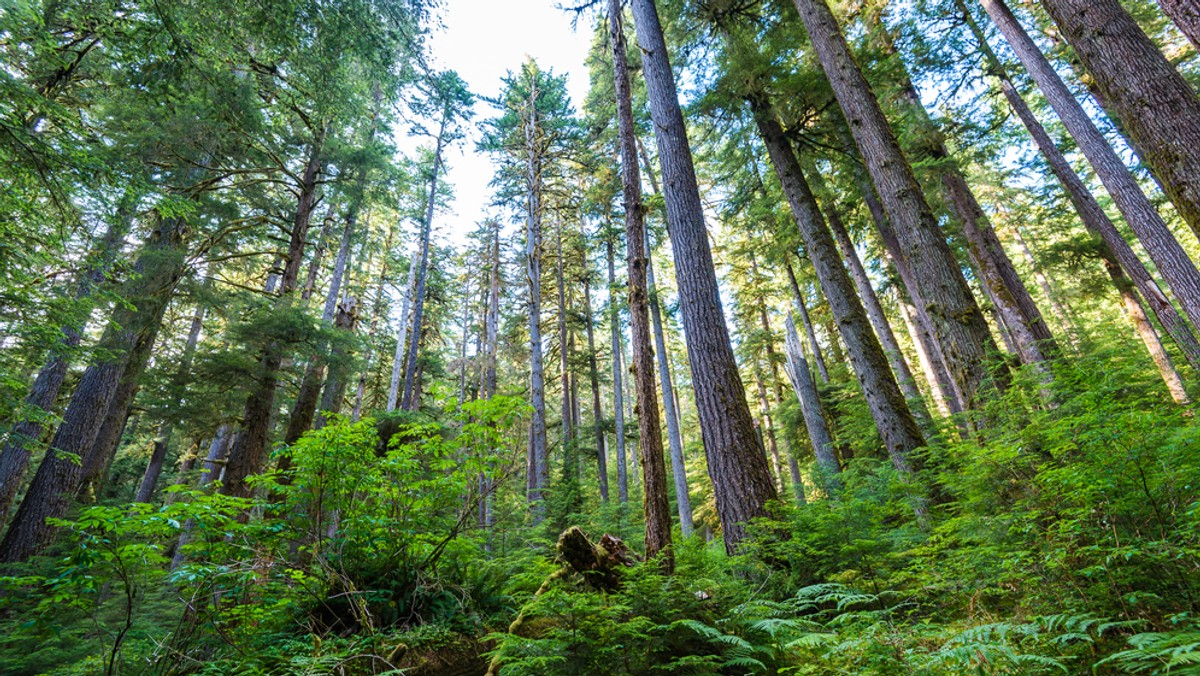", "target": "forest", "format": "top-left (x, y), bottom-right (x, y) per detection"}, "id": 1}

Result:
top-left (0, 0), bottom-right (1199, 673)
